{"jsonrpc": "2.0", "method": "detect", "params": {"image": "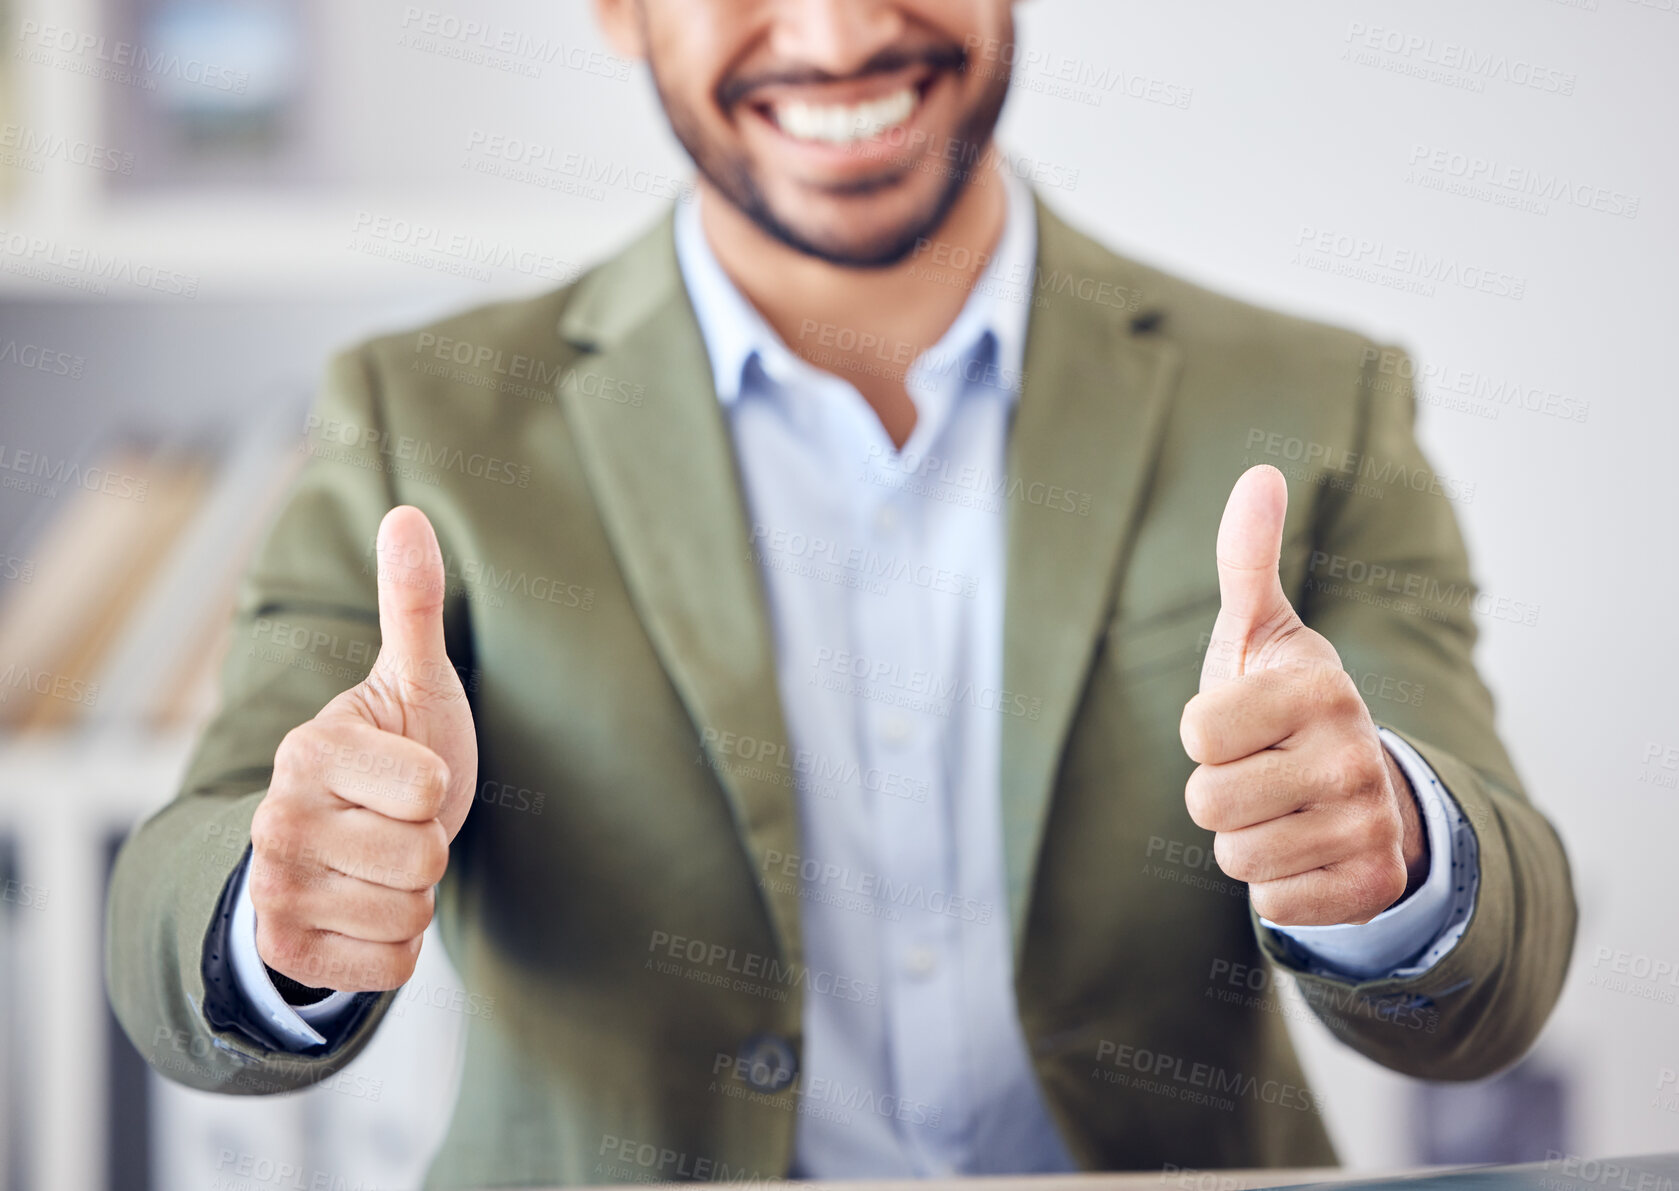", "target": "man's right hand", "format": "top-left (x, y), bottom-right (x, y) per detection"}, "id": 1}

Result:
top-left (249, 505), bottom-right (478, 993)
